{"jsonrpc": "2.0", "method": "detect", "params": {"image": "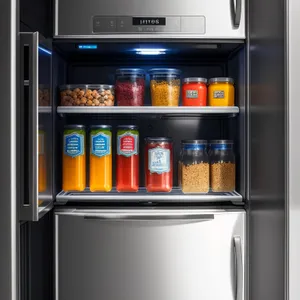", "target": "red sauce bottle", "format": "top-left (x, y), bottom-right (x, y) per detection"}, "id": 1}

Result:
top-left (182, 77), bottom-right (208, 106)
top-left (145, 138), bottom-right (173, 193)
top-left (116, 125), bottom-right (139, 192)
